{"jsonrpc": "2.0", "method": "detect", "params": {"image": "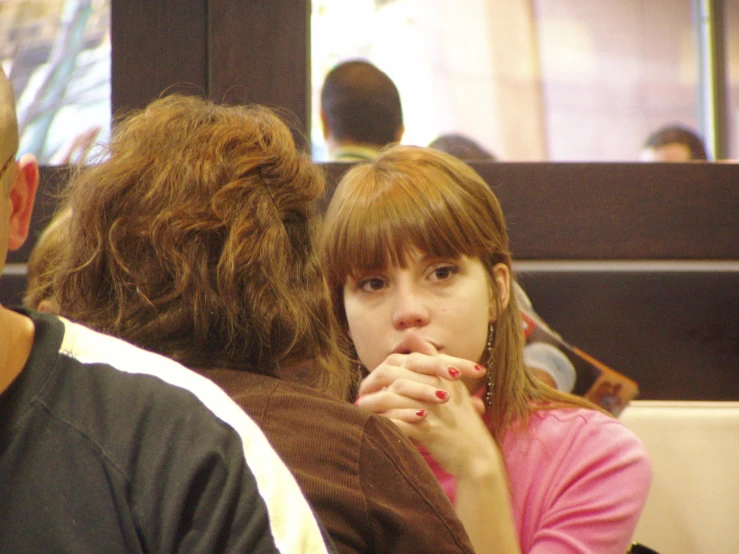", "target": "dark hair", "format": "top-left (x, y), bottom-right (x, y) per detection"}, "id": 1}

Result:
top-left (643, 124), bottom-right (708, 160)
top-left (320, 60), bottom-right (403, 146)
top-left (55, 94), bottom-right (354, 399)
top-left (428, 133), bottom-right (497, 161)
